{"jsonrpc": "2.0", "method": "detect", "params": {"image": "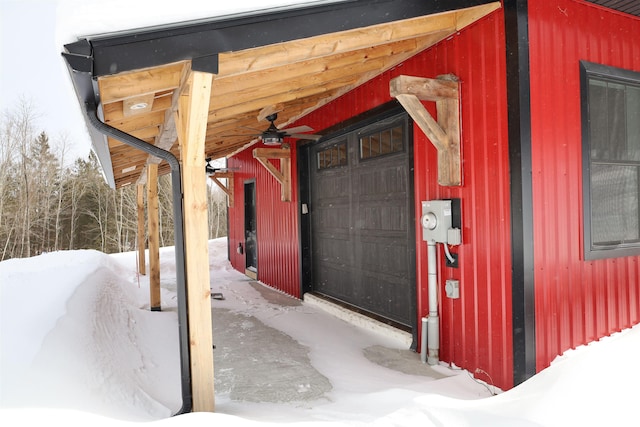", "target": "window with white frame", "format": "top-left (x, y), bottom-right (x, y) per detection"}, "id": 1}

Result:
top-left (581, 61), bottom-right (640, 260)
